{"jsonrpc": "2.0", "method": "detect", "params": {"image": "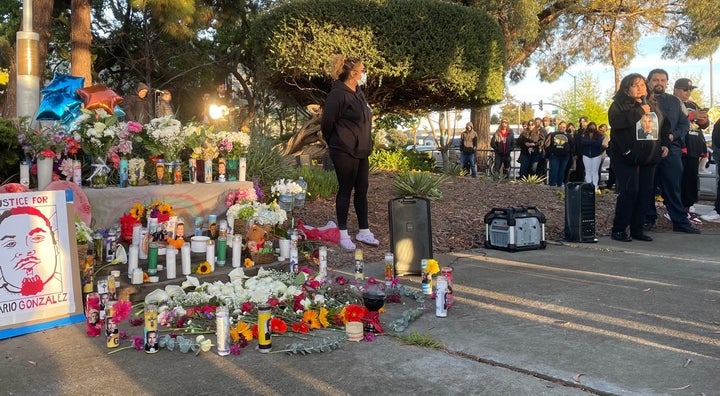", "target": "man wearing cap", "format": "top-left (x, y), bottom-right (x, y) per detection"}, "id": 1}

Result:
top-left (646, 69), bottom-right (699, 233)
top-left (155, 90), bottom-right (175, 118)
top-left (673, 78), bottom-right (709, 224)
top-left (122, 82), bottom-right (152, 124)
